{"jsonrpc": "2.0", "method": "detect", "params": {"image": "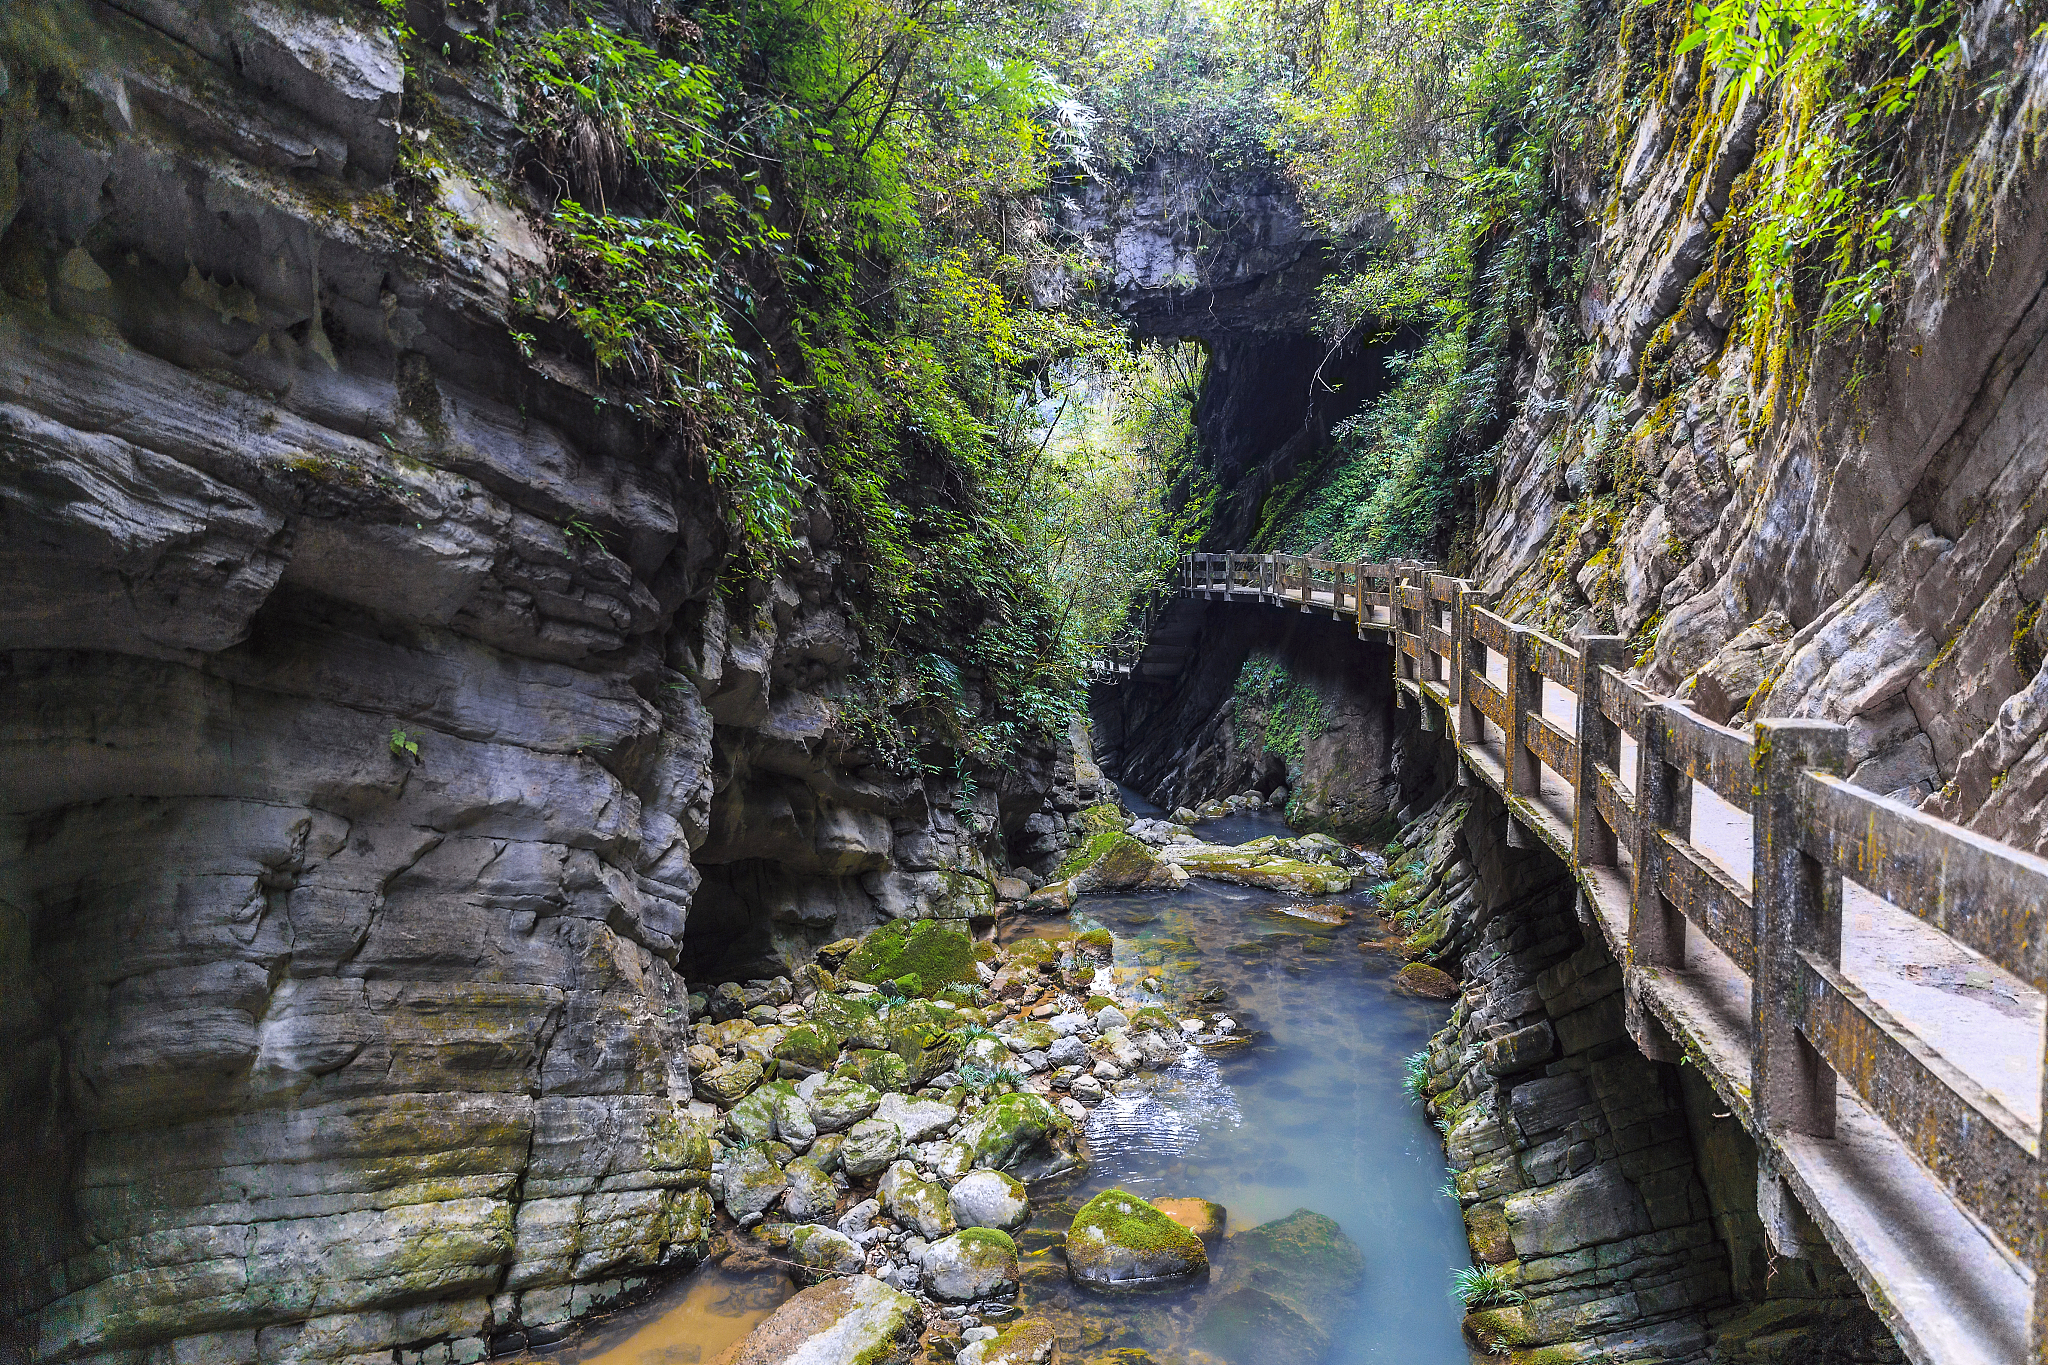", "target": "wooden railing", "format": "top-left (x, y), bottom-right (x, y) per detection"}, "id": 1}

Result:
top-left (1176, 552), bottom-right (2048, 1365)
